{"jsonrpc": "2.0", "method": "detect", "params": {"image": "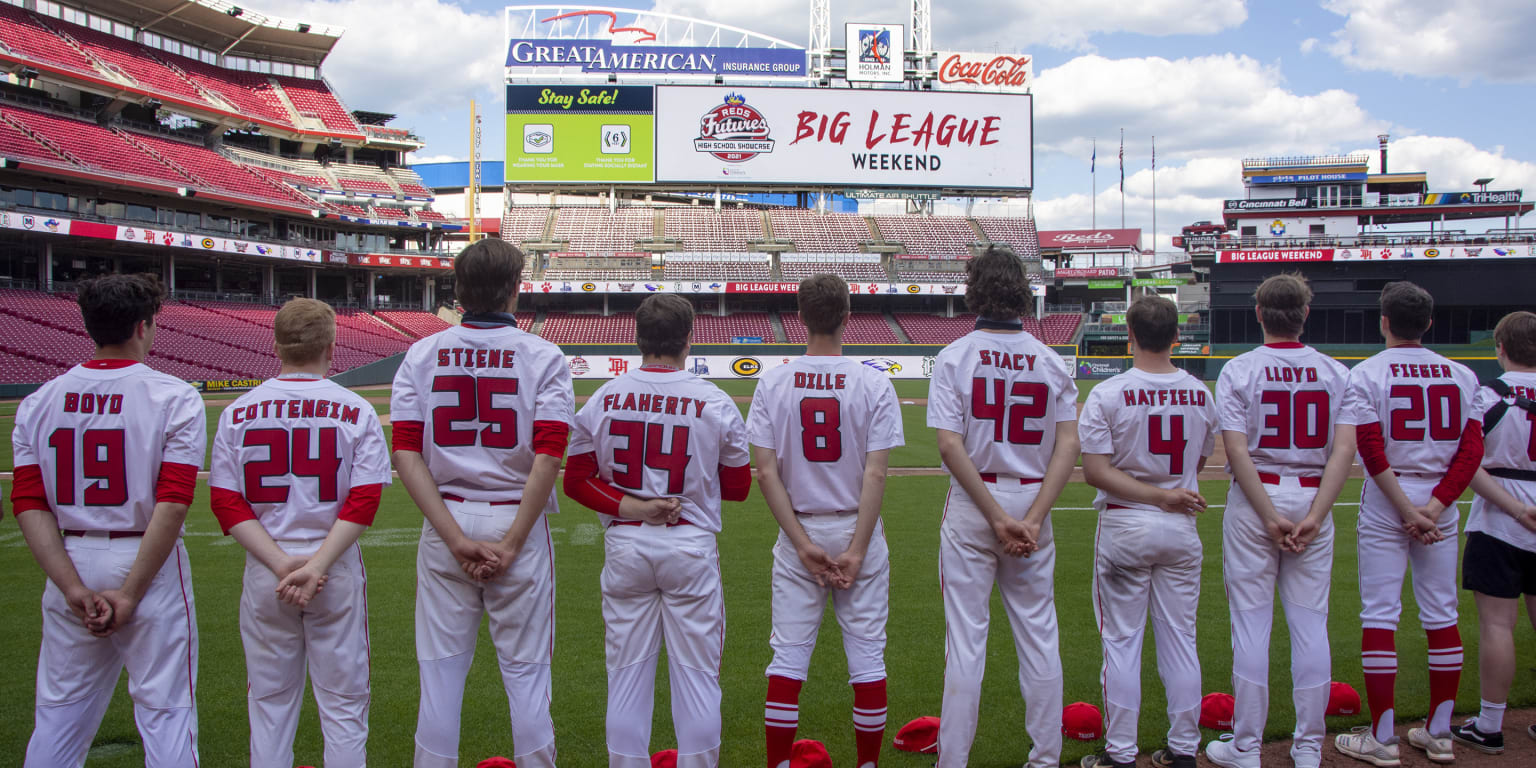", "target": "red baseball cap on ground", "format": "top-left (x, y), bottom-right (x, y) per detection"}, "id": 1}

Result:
top-left (1328, 682), bottom-right (1362, 716)
top-left (1200, 692), bottom-right (1235, 730)
top-left (650, 749), bottom-right (678, 768)
top-left (476, 759), bottom-right (516, 768)
top-left (1062, 702), bottom-right (1104, 740)
top-left (894, 715), bottom-right (940, 753)
top-left (792, 739), bottom-right (833, 768)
